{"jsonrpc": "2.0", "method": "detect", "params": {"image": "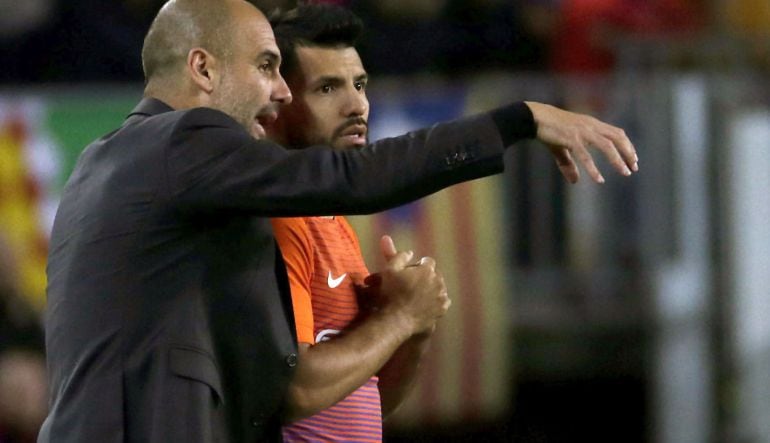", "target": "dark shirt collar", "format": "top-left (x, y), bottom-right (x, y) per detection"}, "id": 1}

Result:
top-left (127, 97), bottom-right (175, 118)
